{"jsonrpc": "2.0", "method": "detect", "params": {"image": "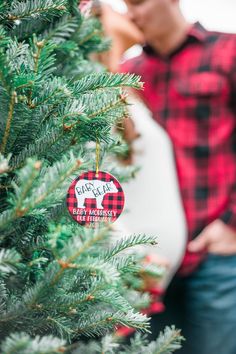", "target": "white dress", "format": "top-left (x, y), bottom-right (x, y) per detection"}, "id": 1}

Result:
top-left (116, 99), bottom-right (187, 288)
